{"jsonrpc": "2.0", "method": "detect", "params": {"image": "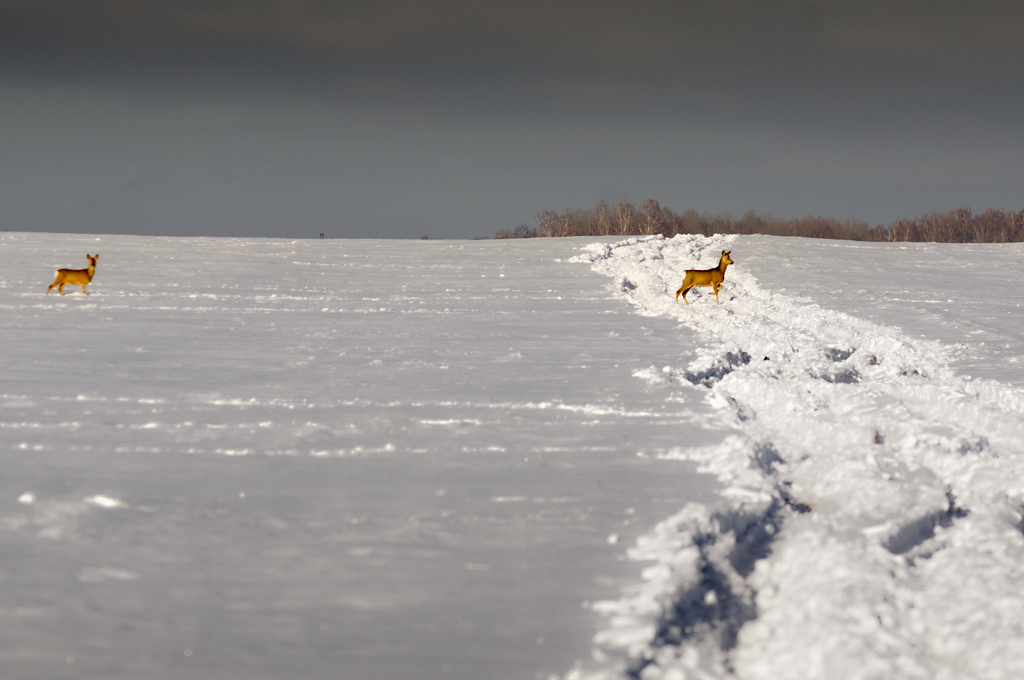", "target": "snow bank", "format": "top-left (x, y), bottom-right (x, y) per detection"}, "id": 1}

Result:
top-left (572, 235), bottom-right (1024, 679)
